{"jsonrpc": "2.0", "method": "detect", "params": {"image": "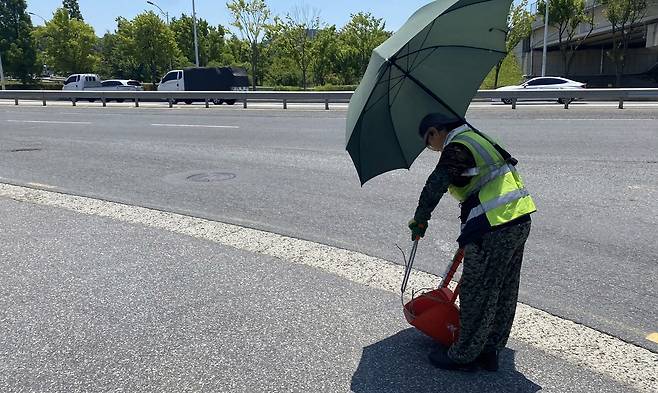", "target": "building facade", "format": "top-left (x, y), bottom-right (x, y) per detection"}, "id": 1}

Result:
top-left (518, 1), bottom-right (658, 86)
